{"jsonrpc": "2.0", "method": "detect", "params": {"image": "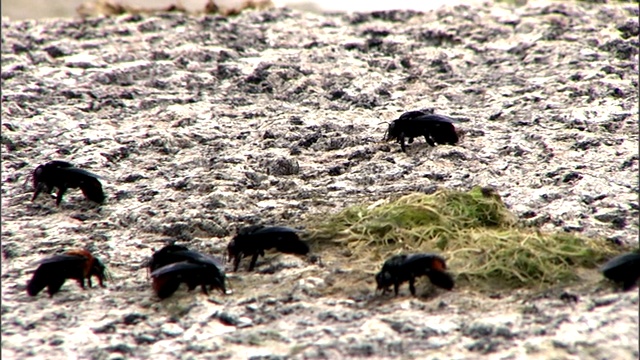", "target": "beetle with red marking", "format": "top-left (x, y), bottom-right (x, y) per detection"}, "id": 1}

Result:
top-left (375, 253), bottom-right (454, 296)
top-left (27, 249), bottom-right (109, 297)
